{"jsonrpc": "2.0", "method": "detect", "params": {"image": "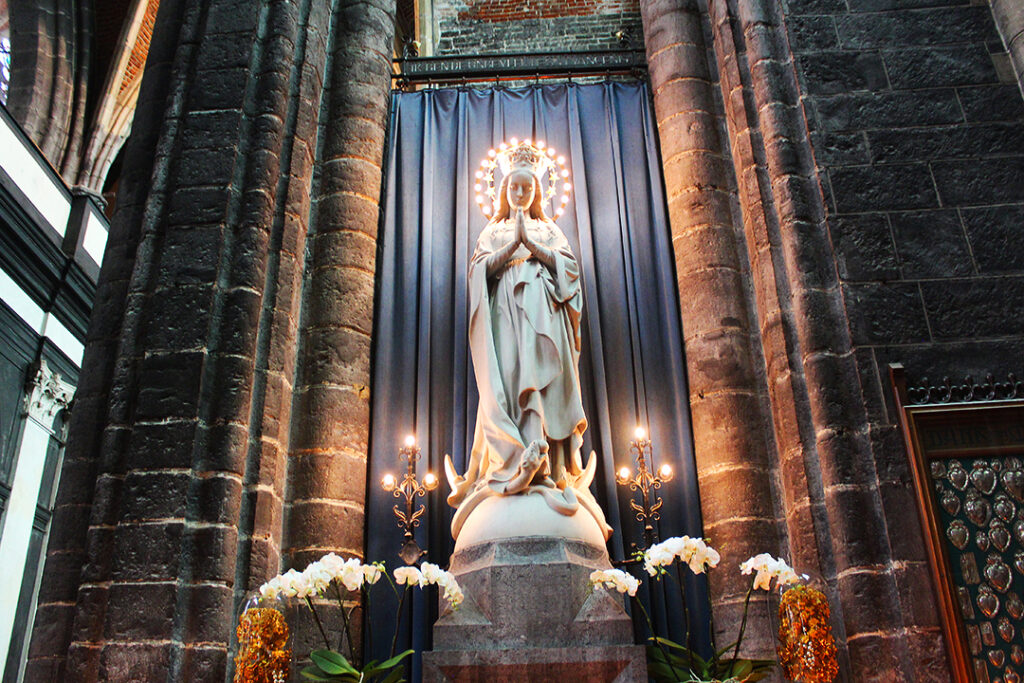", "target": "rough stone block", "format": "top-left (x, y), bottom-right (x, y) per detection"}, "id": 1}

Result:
top-left (798, 51), bottom-right (888, 94)
top-left (957, 85), bottom-right (1024, 122)
top-left (842, 282), bottom-right (929, 345)
top-left (836, 7), bottom-right (997, 49)
top-left (830, 164), bottom-right (938, 212)
top-left (921, 276), bottom-right (1024, 339)
top-left (962, 204), bottom-right (1024, 273)
top-left (123, 468), bottom-right (189, 520)
top-left (112, 522), bottom-right (185, 581)
top-left (104, 582), bottom-right (177, 639)
top-left (823, 486), bottom-right (890, 570)
top-left (787, 15), bottom-right (839, 51)
top-left (889, 209), bottom-right (972, 278)
top-left (932, 157), bottom-right (1024, 205)
top-left (813, 89), bottom-right (962, 132)
top-left (883, 45), bottom-right (999, 88)
top-left (837, 568), bottom-right (901, 634)
top-left (829, 213), bottom-right (899, 281)
top-left (810, 130), bottom-right (871, 166)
